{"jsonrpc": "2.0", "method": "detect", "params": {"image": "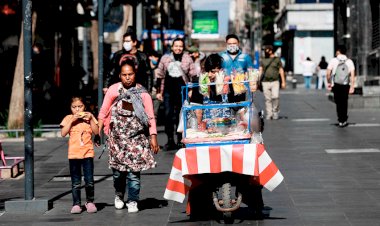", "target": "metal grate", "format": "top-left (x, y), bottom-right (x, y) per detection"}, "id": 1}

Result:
top-left (372, 18), bottom-right (380, 49)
